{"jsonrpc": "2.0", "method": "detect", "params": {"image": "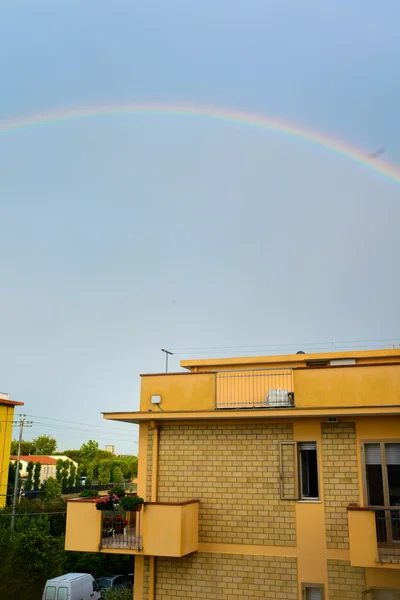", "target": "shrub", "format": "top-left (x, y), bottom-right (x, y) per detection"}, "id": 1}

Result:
top-left (103, 587), bottom-right (132, 600)
top-left (79, 489), bottom-right (99, 498)
top-left (108, 485), bottom-right (125, 498)
top-left (119, 495), bottom-right (144, 511)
